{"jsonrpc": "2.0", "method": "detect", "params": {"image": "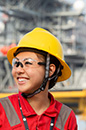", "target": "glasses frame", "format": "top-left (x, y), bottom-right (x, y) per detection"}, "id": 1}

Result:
top-left (12, 57), bottom-right (46, 68)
